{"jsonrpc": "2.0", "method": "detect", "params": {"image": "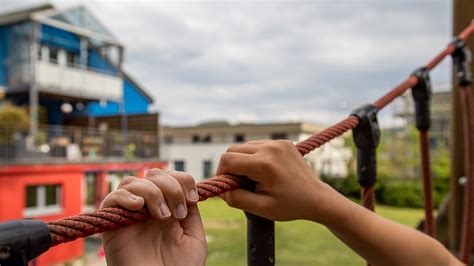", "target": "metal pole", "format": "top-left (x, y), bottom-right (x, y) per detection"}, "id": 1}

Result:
top-left (450, 0), bottom-right (474, 252)
top-left (29, 22), bottom-right (39, 142)
top-left (242, 179), bottom-right (275, 266)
